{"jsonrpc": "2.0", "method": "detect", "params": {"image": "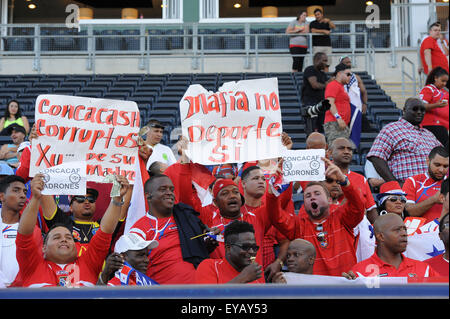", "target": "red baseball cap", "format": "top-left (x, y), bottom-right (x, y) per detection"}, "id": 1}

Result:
top-left (212, 178), bottom-right (239, 199)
